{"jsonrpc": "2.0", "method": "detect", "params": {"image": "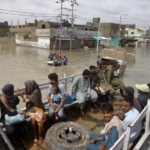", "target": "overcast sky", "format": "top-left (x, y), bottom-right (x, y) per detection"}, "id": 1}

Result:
top-left (0, 0), bottom-right (150, 29)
